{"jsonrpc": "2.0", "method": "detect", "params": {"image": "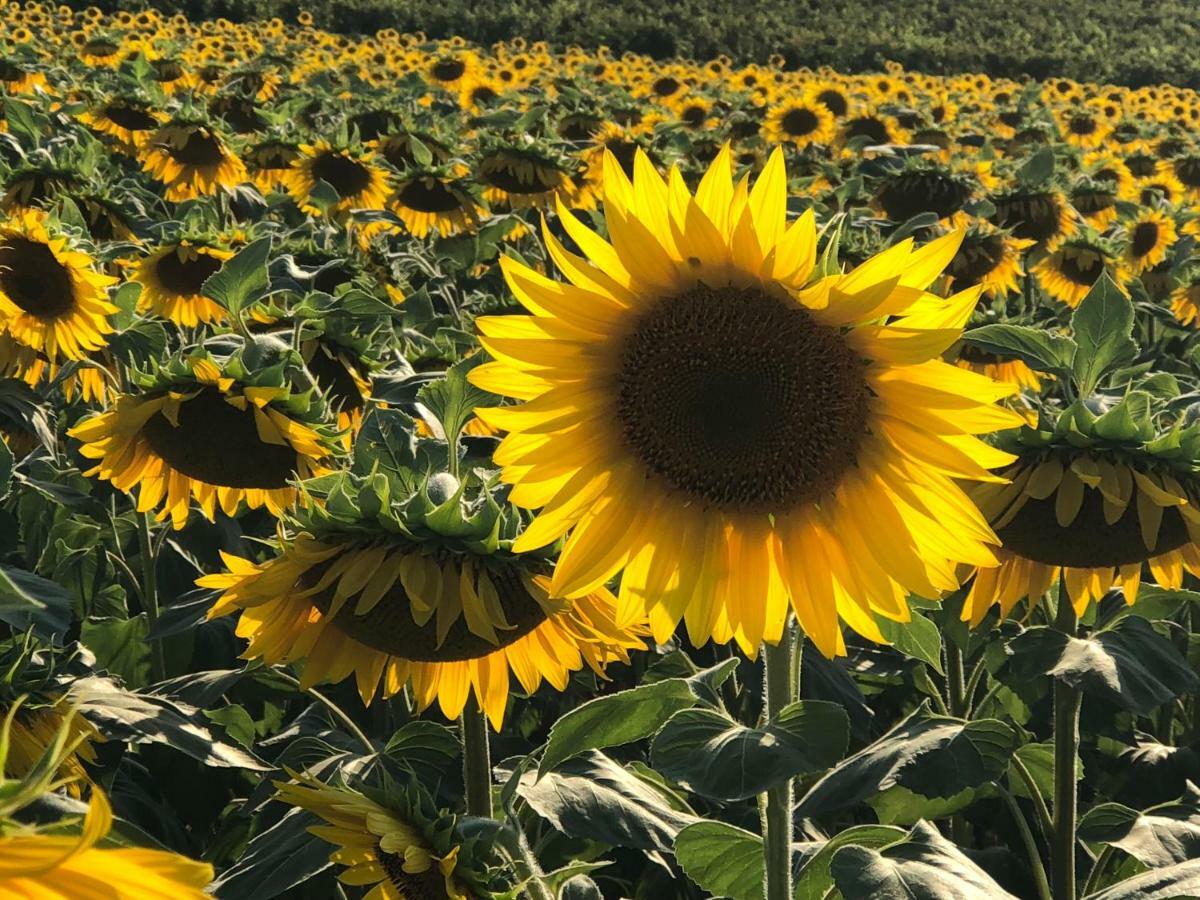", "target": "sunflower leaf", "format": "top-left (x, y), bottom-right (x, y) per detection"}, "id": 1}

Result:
top-left (202, 235), bottom-right (273, 318)
top-left (1078, 782), bottom-right (1200, 868)
top-left (1071, 273), bottom-right (1137, 395)
top-left (674, 821), bottom-right (764, 900)
top-left (961, 323), bottom-right (1076, 377)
